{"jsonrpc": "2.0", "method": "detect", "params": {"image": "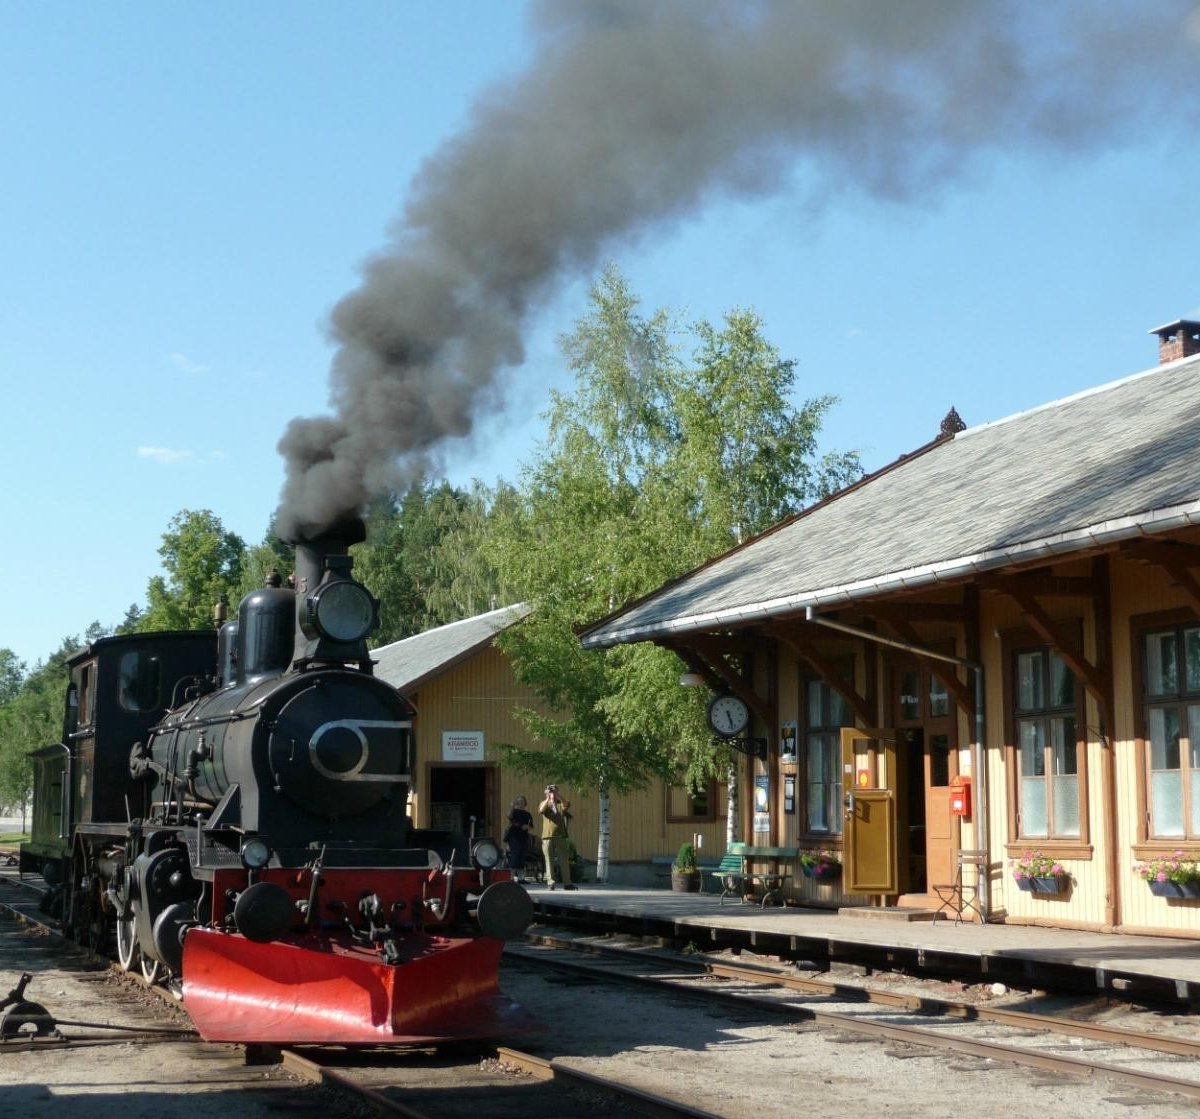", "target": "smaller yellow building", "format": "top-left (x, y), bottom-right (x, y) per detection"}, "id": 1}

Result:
top-left (371, 606), bottom-right (727, 884)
